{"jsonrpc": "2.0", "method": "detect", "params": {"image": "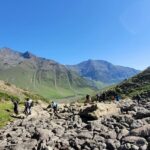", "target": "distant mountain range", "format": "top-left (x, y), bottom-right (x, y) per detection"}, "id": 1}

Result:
top-left (0, 47), bottom-right (98, 99)
top-left (68, 59), bottom-right (140, 84)
top-left (0, 47), bottom-right (140, 99)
